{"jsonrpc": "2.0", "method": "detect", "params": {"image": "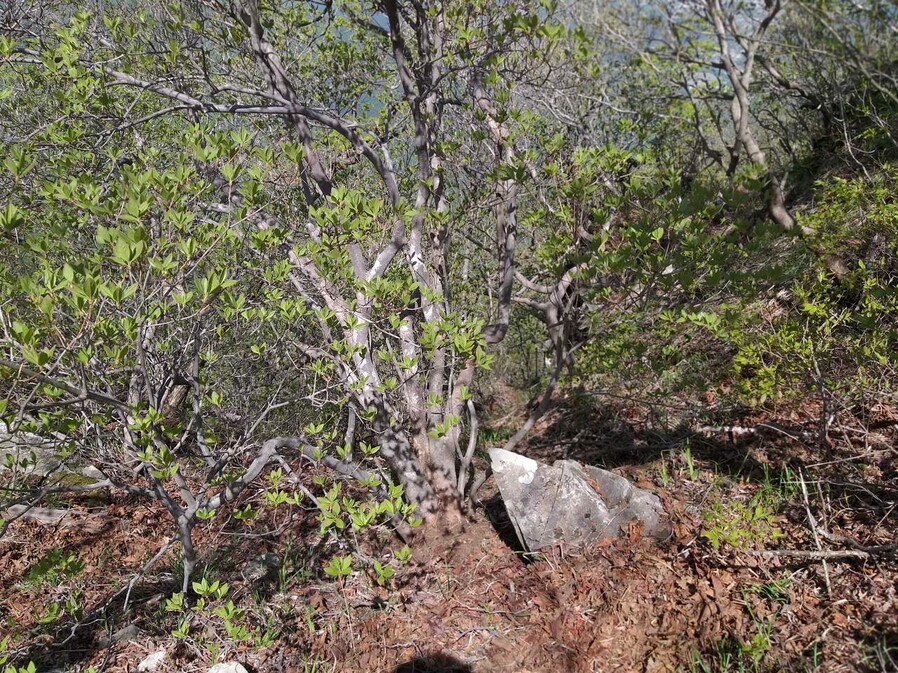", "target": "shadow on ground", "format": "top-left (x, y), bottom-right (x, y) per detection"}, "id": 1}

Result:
top-left (2, 489), bottom-right (328, 671)
top-left (473, 391), bottom-right (898, 568)
top-left (394, 653), bottom-right (472, 672)
top-left (858, 626), bottom-right (898, 673)
top-left (8, 575), bottom-right (179, 672)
